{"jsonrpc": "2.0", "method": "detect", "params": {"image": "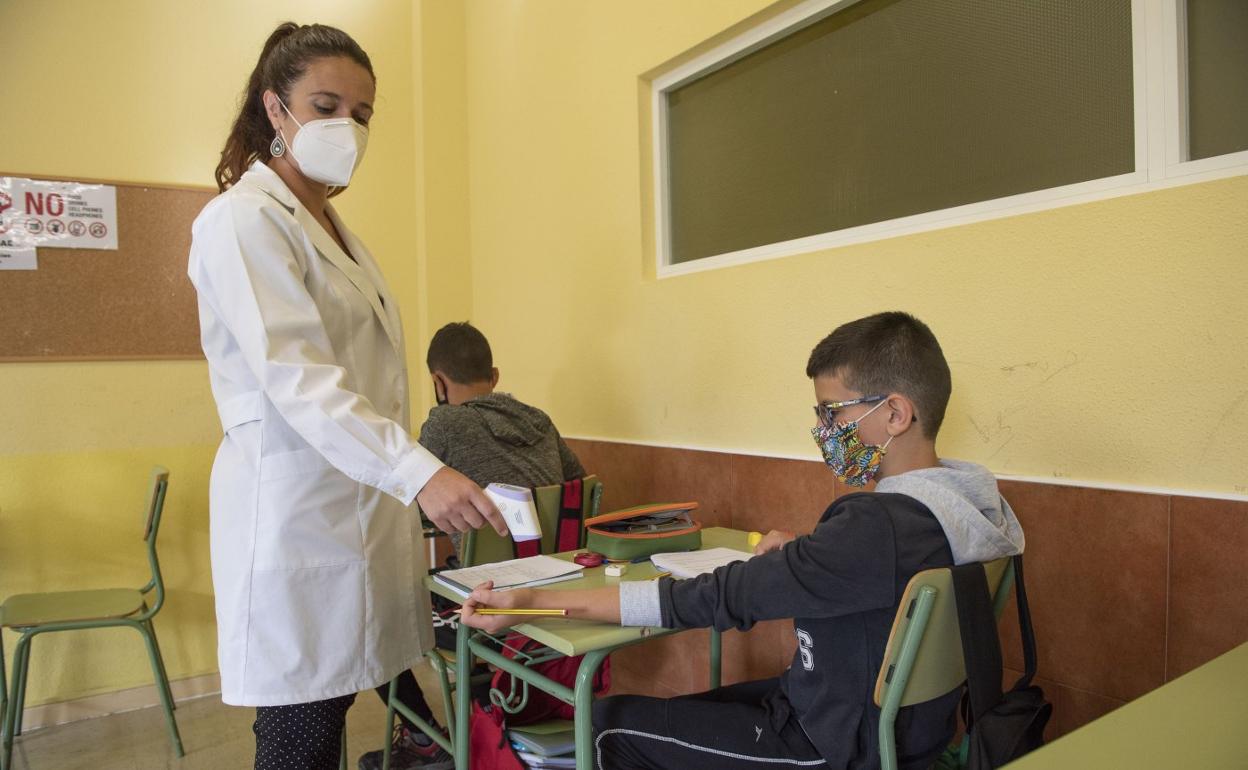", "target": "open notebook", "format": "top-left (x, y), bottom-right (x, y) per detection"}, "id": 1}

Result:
top-left (433, 554), bottom-right (585, 598)
top-left (649, 547), bottom-right (755, 579)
